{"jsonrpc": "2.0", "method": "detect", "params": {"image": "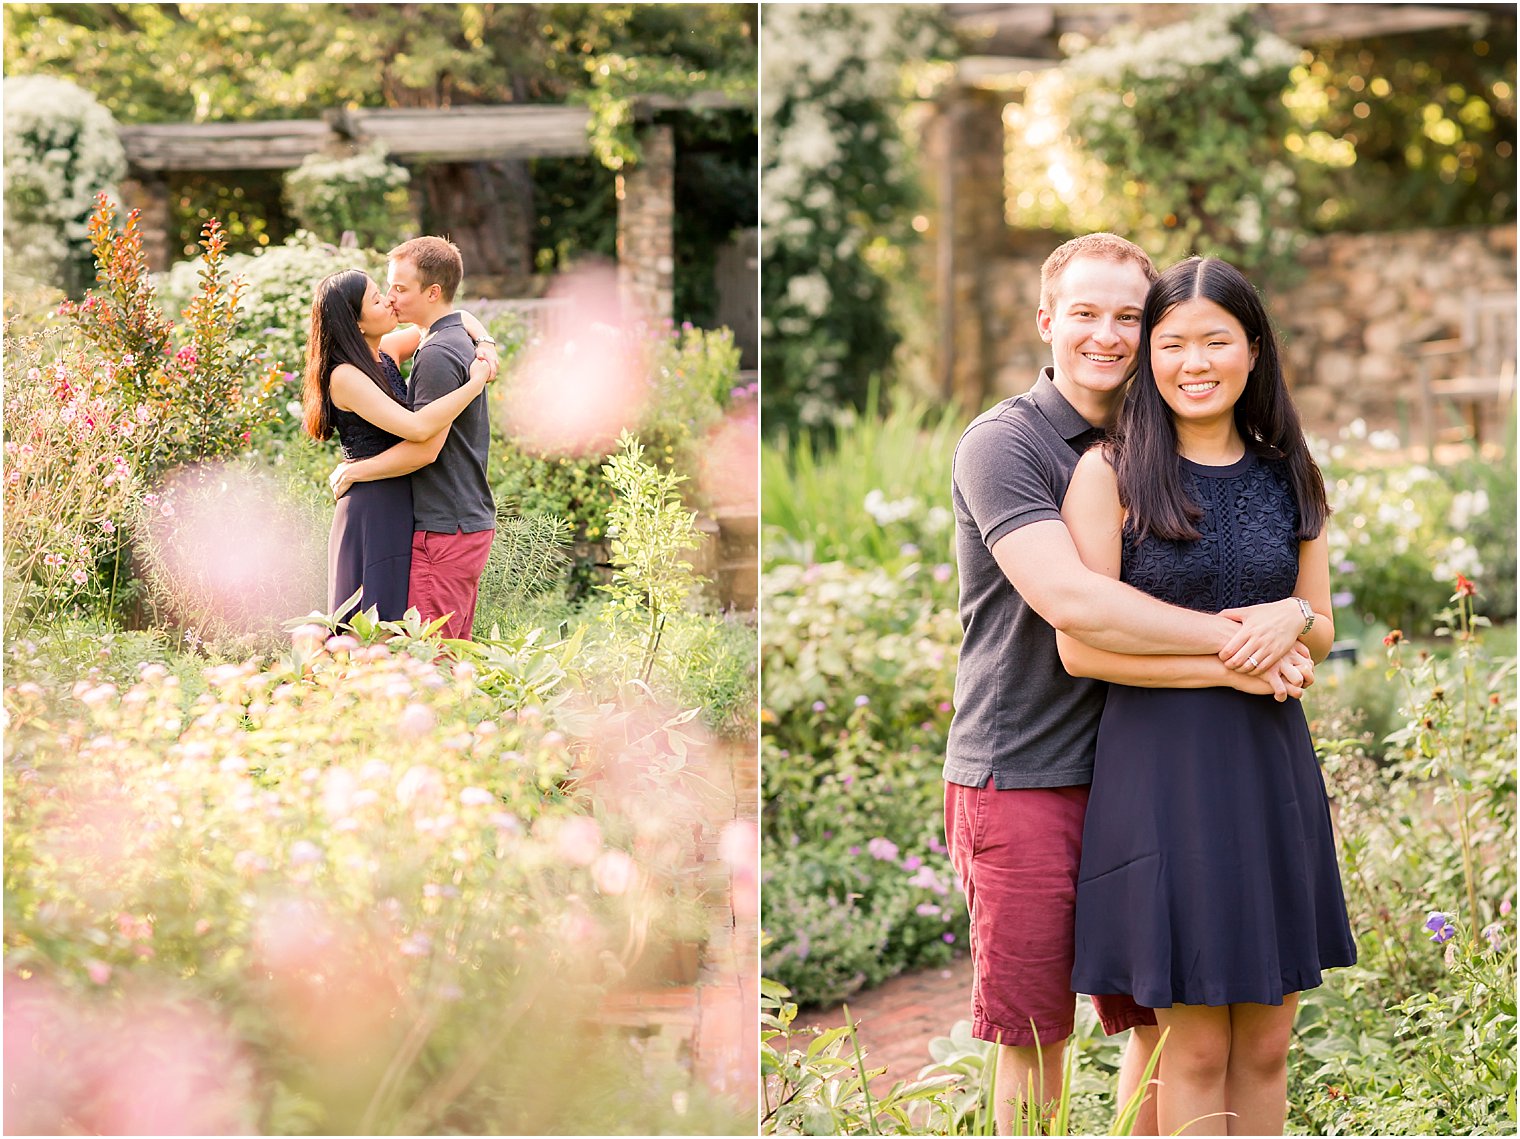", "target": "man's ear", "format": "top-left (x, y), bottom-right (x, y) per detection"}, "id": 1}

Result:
top-left (1036, 306), bottom-right (1054, 344)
